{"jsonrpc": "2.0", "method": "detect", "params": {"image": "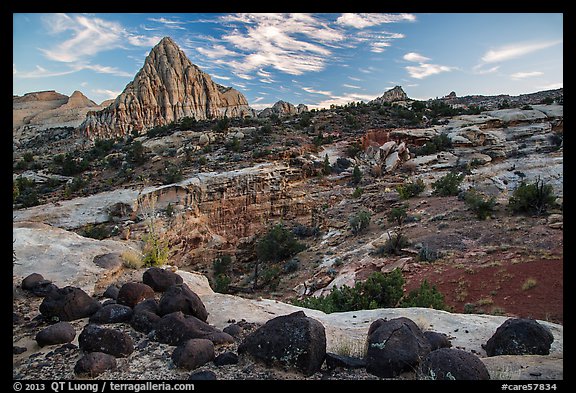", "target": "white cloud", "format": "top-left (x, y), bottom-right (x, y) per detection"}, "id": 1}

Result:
top-left (148, 17), bottom-right (186, 30)
top-left (72, 63), bottom-right (132, 77)
top-left (13, 65), bottom-right (77, 79)
top-left (128, 35), bottom-right (162, 47)
top-left (343, 84), bottom-right (361, 89)
top-left (472, 64), bottom-right (500, 75)
top-left (406, 63), bottom-right (454, 79)
top-left (403, 52), bottom-right (430, 63)
top-left (303, 87), bottom-right (333, 96)
top-left (403, 52), bottom-right (454, 79)
top-left (197, 44), bottom-right (240, 59)
top-left (537, 82), bottom-right (563, 90)
top-left (210, 74), bottom-right (231, 81)
top-left (336, 13), bottom-right (416, 28)
top-left (92, 88), bottom-right (121, 100)
top-left (481, 40), bottom-right (562, 63)
top-left (370, 42), bottom-right (391, 53)
top-left (510, 71), bottom-right (544, 80)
